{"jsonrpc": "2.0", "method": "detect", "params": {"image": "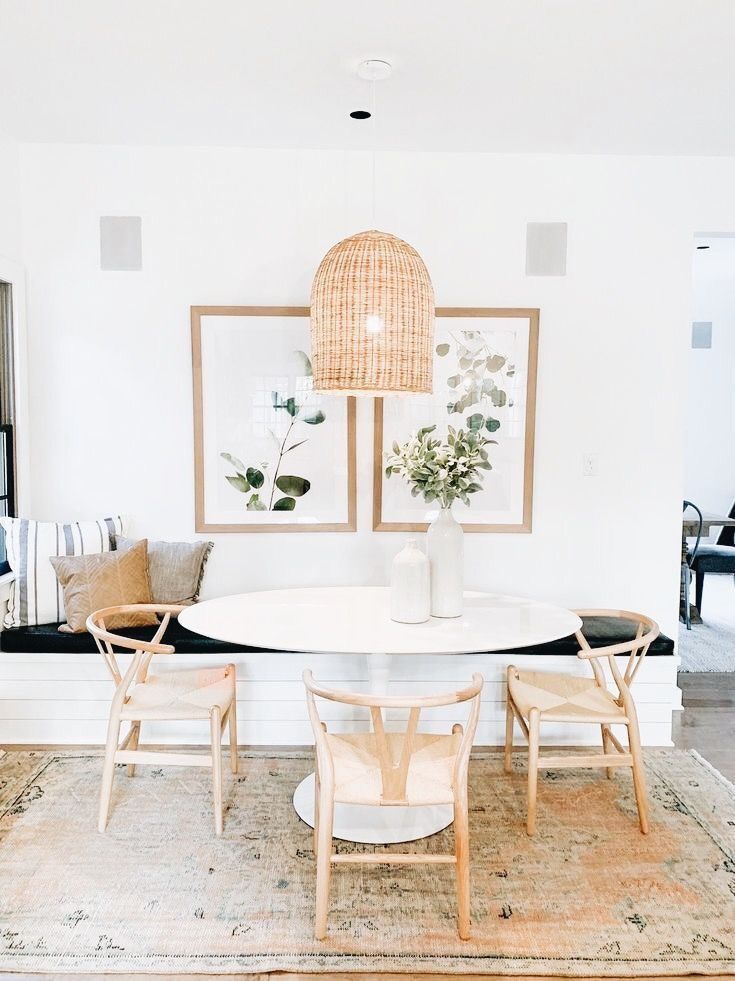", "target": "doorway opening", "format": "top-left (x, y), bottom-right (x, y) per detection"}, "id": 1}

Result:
top-left (680, 234), bottom-right (735, 673)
